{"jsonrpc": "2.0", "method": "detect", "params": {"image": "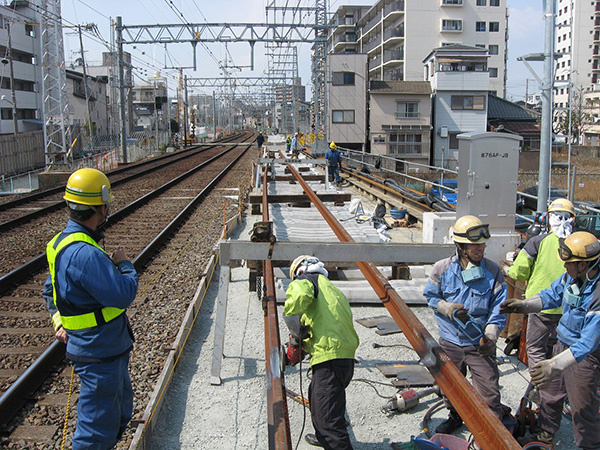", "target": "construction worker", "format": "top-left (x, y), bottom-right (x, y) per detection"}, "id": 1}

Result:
top-left (501, 231), bottom-right (600, 450)
top-left (506, 198), bottom-right (575, 445)
top-left (256, 131), bottom-right (265, 151)
top-left (291, 133), bottom-right (300, 158)
top-left (284, 255), bottom-right (359, 449)
top-left (43, 168), bottom-right (138, 449)
top-left (423, 215), bottom-right (507, 434)
top-left (325, 141), bottom-right (342, 184)
top-left (286, 134), bottom-right (292, 153)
